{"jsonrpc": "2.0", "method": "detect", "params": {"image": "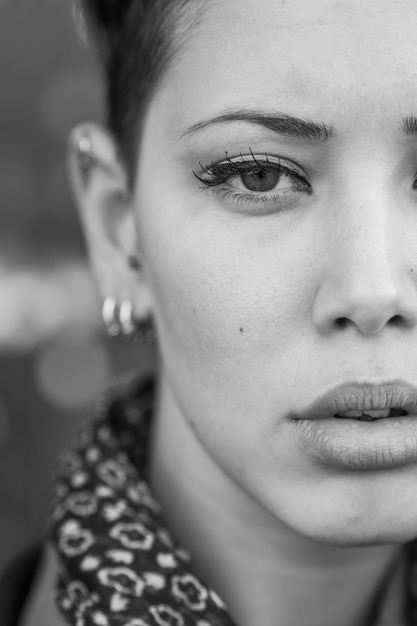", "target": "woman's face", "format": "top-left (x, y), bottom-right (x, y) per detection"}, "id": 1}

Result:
top-left (133, 0), bottom-right (417, 544)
